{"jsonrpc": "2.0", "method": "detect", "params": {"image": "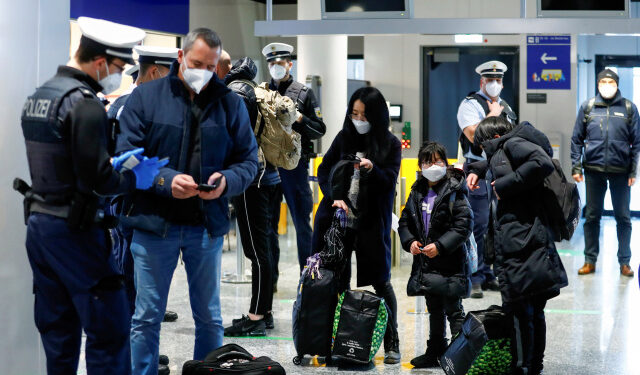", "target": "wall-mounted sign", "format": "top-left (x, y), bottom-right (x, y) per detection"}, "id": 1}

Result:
top-left (527, 35), bottom-right (571, 90)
